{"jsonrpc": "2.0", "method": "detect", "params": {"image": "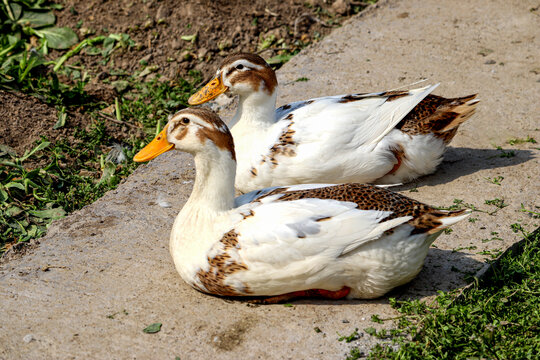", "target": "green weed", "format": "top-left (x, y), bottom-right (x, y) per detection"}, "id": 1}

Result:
top-left (520, 203), bottom-right (540, 218)
top-left (338, 328), bottom-right (360, 343)
top-left (0, 122), bottom-right (139, 248)
top-left (494, 146), bottom-right (516, 158)
top-left (507, 136), bottom-right (536, 145)
top-left (485, 176), bottom-right (504, 185)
